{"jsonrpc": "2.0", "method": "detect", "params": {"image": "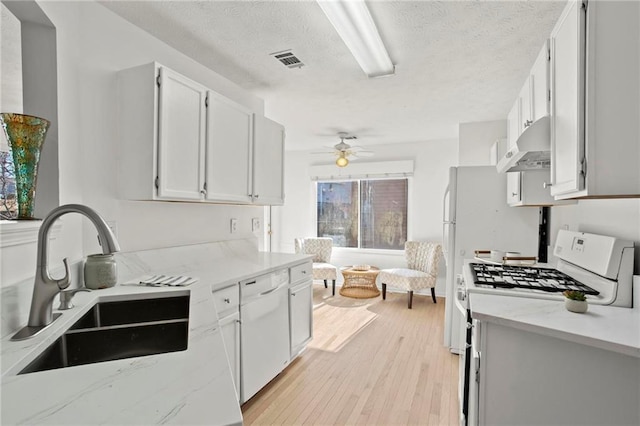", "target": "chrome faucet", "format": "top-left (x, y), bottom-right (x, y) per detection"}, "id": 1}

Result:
top-left (11, 204), bottom-right (120, 340)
